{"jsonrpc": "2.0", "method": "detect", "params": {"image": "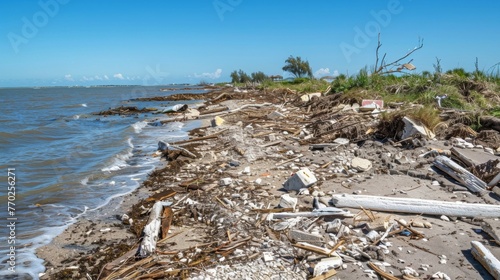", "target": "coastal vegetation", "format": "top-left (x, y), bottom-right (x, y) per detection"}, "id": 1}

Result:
top-left (227, 35), bottom-right (499, 131)
top-left (230, 70), bottom-right (268, 84)
top-left (230, 56), bottom-right (499, 135)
